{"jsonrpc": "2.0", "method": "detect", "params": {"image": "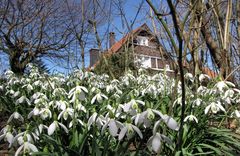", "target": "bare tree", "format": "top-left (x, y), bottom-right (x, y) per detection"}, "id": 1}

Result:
top-left (0, 0), bottom-right (74, 74)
